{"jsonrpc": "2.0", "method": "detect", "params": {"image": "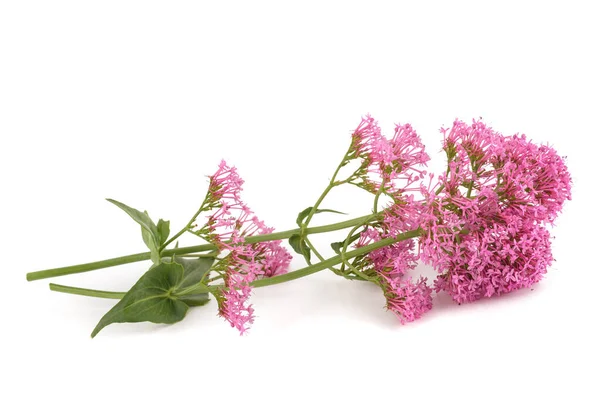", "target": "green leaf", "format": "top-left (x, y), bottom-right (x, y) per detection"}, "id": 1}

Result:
top-left (106, 199), bottom-right (159, 241)
top-left (91, 262), bottom-right (188, 338)
top-left (140, 223), bottom-right (156, 250)
top-left (289, 234), bottom-right (311, 264)
top-left (157, 219), bottom-right (170, 245)
top-left (174, 256), bottom-right (213, 307)
top-left (107, 199), bottom-right (162, 263)
top-left (141, 228), bottom-right (160, 264)
top-left (295, 207), bottom-right (313, 227)
top-left (331, 231), bottom-right (364, 254)
top-left (91, 258), bottom-right (215, 338)
top-left (296, 206), bottom-right (346, 227)
top-left (331, 241), bottom-right (343, 254)
top-left (175, 257), bottom-right (214, 295)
